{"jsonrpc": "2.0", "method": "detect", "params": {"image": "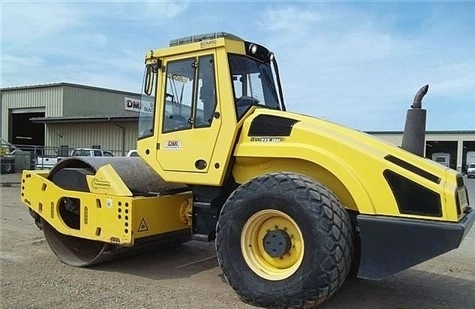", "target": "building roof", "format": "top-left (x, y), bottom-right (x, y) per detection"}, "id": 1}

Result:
top-left (1, 82), bottom-right (140, 97)
top-left (366, 130), bottom-right (475, 135)
top-left (30, 115), bottom-right (139, 124)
